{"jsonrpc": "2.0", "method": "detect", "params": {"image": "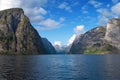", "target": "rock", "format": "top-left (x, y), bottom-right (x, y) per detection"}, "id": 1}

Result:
top-left (42, 38), bottom-right (56, 54)
top-left (70, 19), bottom-right (120, 54)
top-left (70, 26), bottom-right (106, 54)
top-left (0, 8), bottom-right (46, 54)
top-left (104, 18), bottom-right (120, 50)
